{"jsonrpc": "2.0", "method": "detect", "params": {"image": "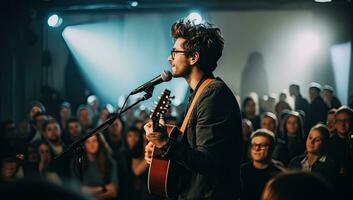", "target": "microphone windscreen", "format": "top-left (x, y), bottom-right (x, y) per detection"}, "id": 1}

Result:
top-left (161, 70), bottom-right (173, 82)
